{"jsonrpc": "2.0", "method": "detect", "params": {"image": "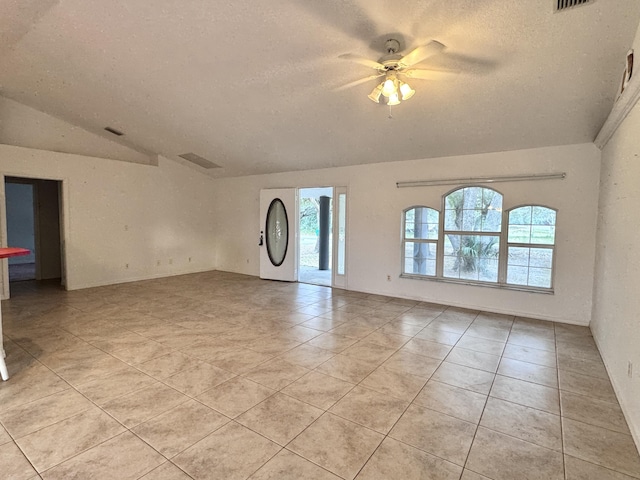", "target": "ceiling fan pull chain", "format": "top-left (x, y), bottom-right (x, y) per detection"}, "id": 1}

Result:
top-left (388, 105), bottom-right (394, 119)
